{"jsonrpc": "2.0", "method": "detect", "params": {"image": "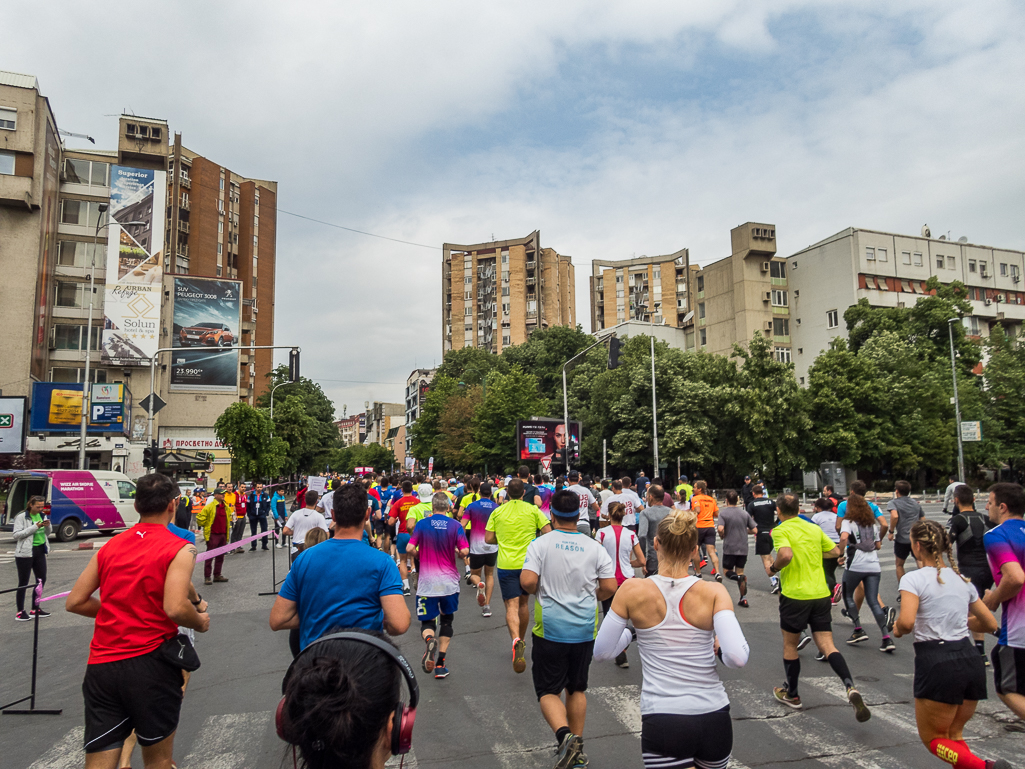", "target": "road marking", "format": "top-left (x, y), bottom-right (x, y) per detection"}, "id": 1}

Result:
top-left (589, 684), bottom-right (641, 734)
top-left (765, 711), bottom-right (906, 768)
top-left (385, 749), bottom-right (418, 767)
top-left (27, 727), bottom-right (84, 769)
top-left (180, 711), bottom-right (272, 769)
top-left (464, 693), bottom-right (555, 768)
